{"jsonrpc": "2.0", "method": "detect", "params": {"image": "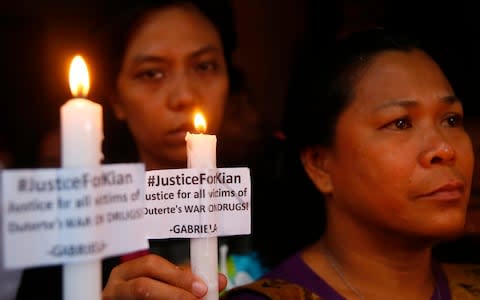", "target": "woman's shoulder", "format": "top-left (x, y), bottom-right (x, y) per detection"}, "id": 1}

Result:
top-left (221, 278), bottom-right (323, 300)
top-left (222, 261), bottom-right (480, 300)
top-left (441, 263), bottom-right (480, 299)
top-left (221, 252), bottom-right (328, 300)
